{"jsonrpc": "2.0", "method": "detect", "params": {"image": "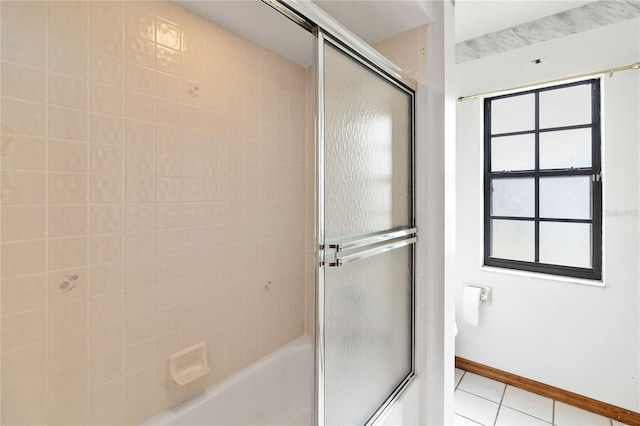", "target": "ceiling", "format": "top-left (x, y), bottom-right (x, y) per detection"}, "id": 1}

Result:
top-left (178, 0), bottom-right (432, 67)
top-left (179, 1), bottom-right (601, 65)
top-left (454, 0), bottom-right (599, 42)
top-left (179, 0), bottom-right (315, 65)
top-left (315, 1), bottom-right (601, 45)
top-left (312, 0), bottom-right (431, 43)
top-left (312, 0), bottom-right (596, 43)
